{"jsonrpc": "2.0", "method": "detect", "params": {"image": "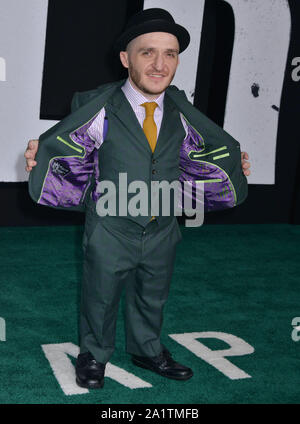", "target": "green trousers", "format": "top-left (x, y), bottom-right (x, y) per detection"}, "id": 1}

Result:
top-left (79, 200), bottom-right (182, 364)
